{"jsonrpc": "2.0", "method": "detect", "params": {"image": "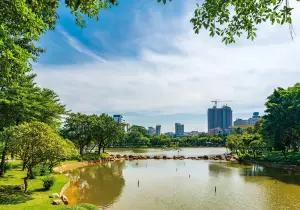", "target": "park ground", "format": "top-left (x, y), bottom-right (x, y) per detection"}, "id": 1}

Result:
top-left (1, 151), bottom-right (300, 210)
